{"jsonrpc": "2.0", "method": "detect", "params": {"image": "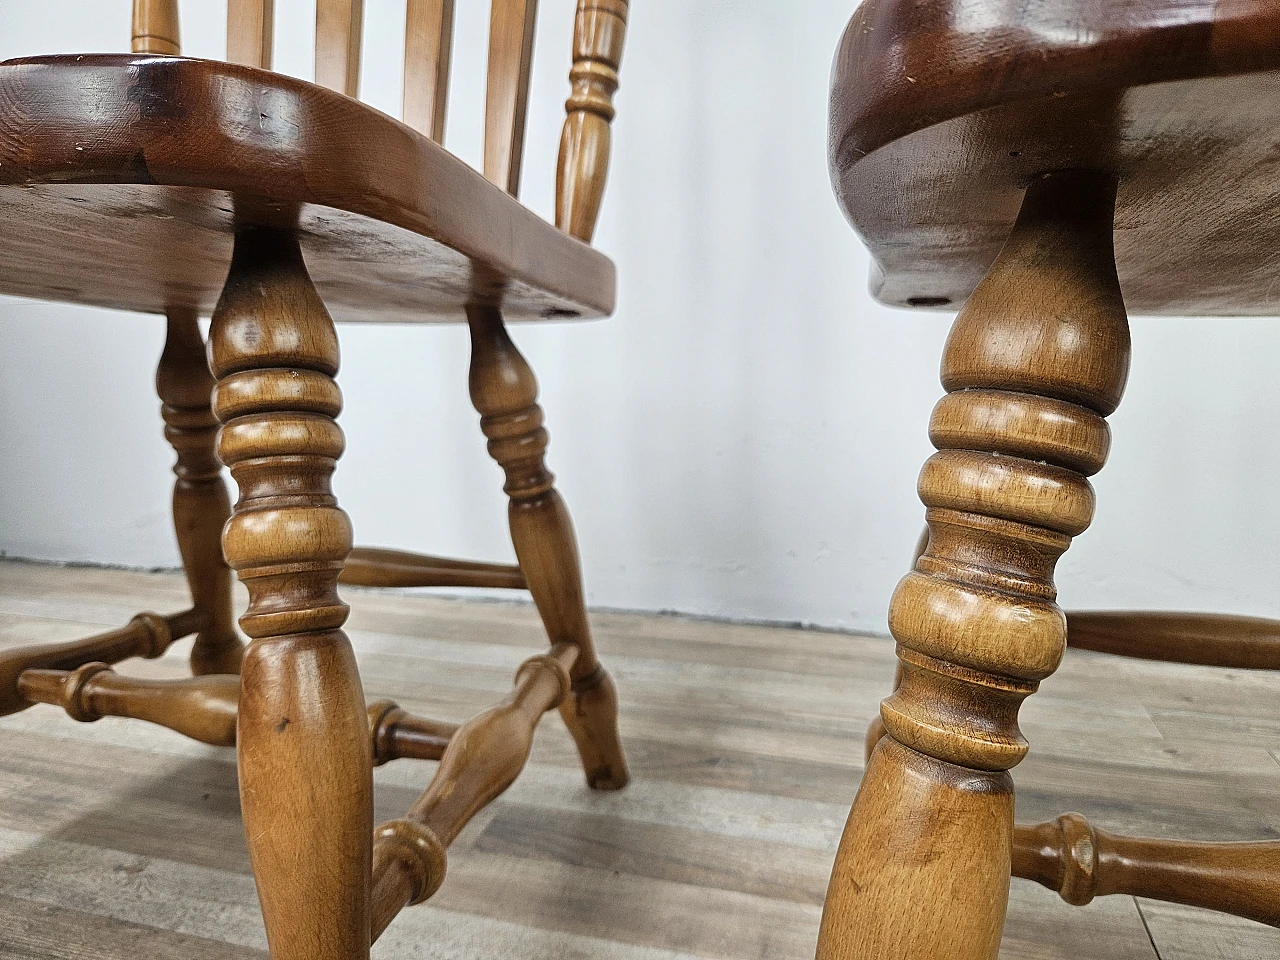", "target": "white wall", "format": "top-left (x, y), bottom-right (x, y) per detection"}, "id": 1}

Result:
top-left (3, 0), bottom-right (1279, 633)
